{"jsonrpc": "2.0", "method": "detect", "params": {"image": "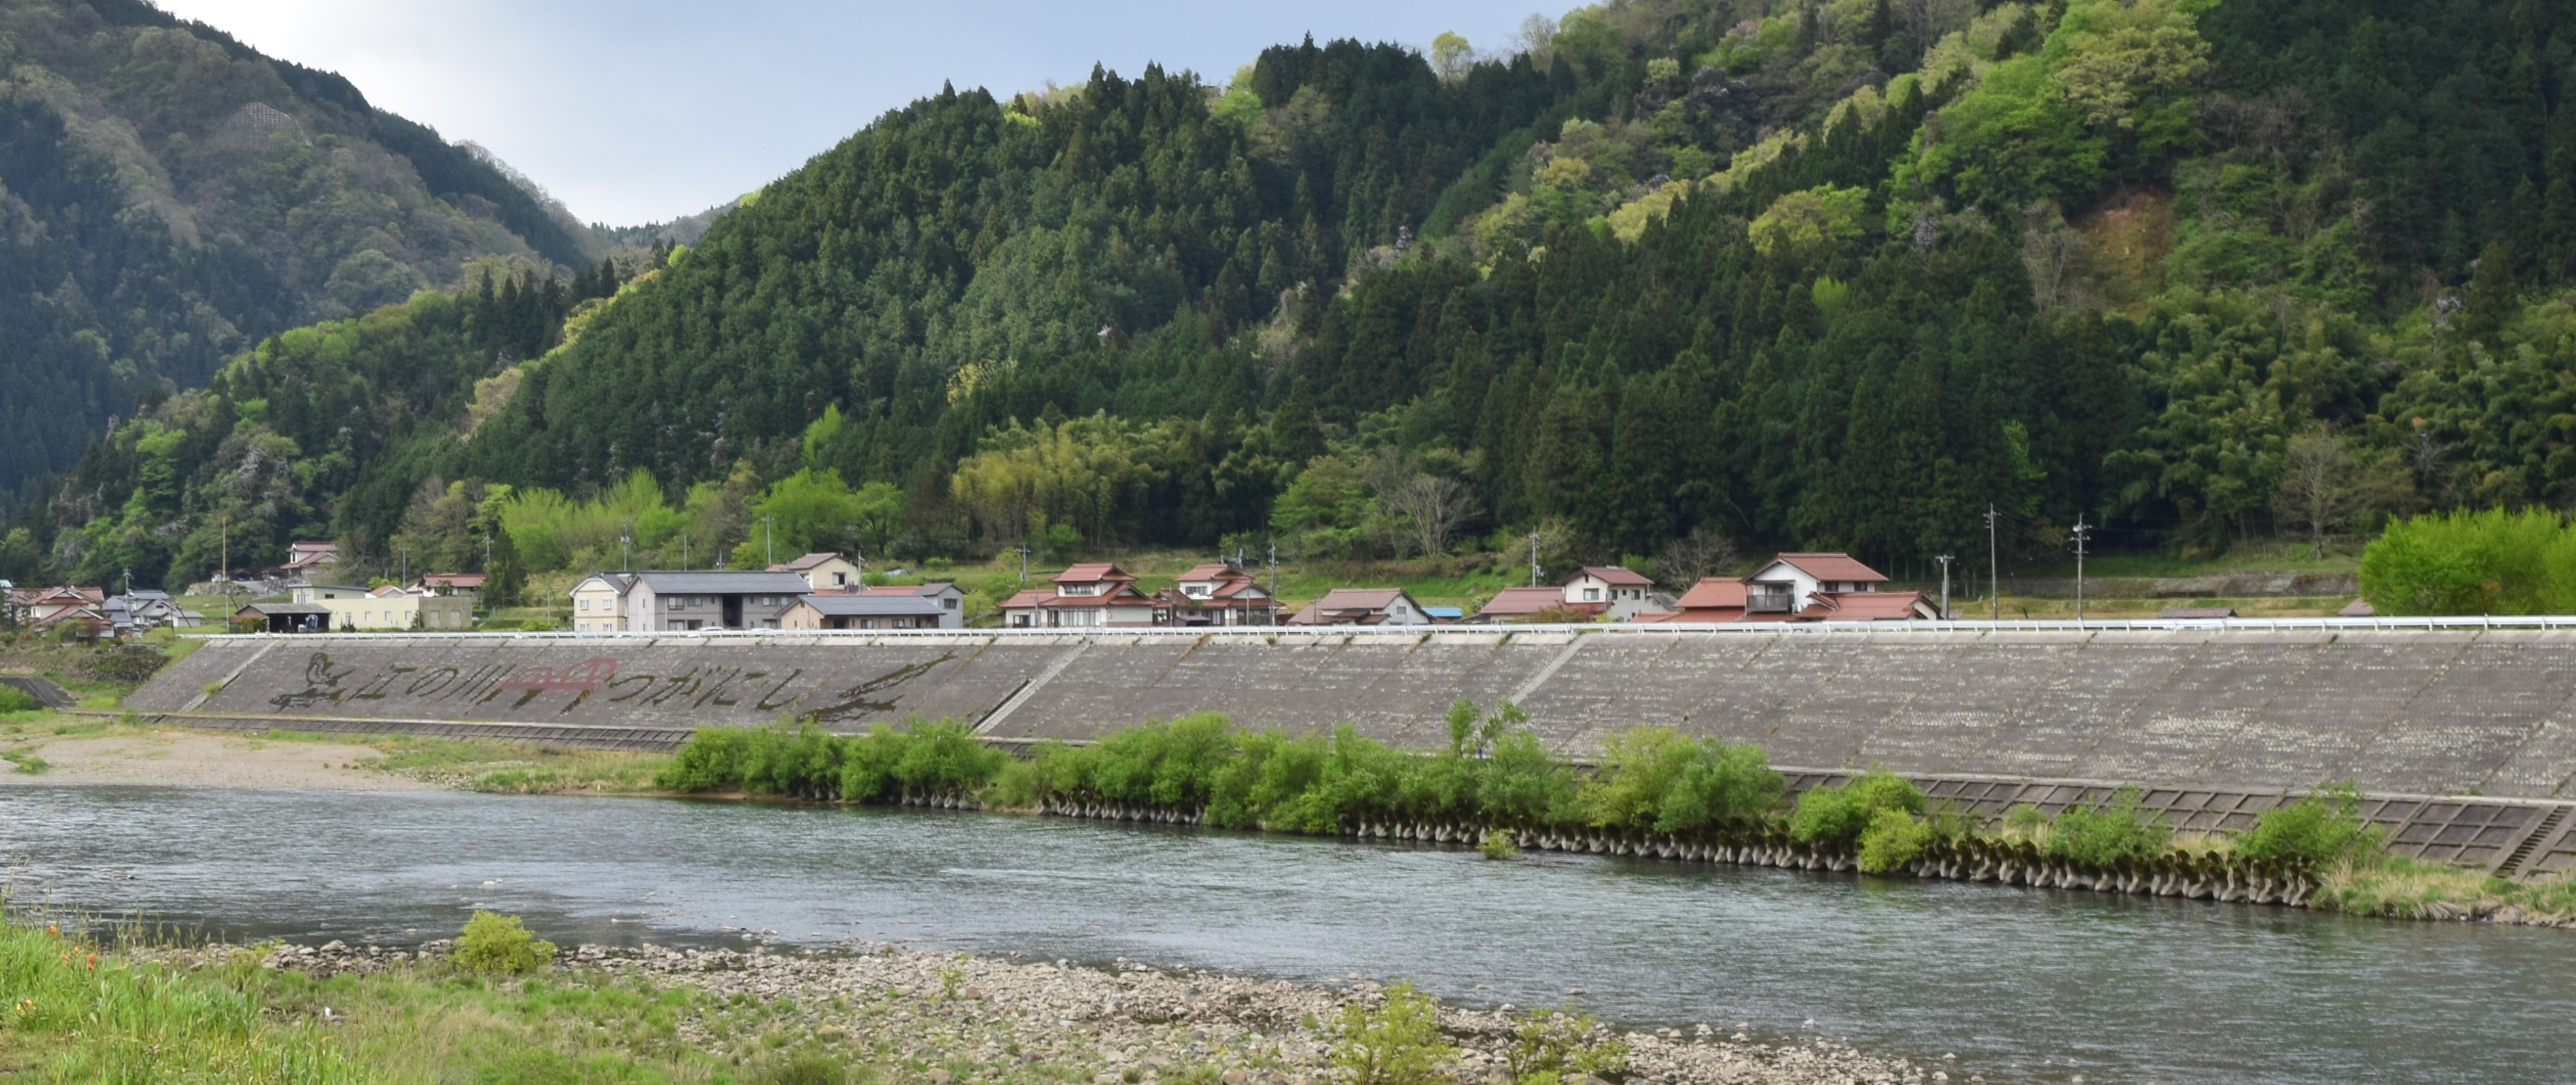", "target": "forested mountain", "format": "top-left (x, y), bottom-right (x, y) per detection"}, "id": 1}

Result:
top-left (0, 0), bottom-right (607, 508)
top-left (9, 0), bottom-right (2576, 596)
